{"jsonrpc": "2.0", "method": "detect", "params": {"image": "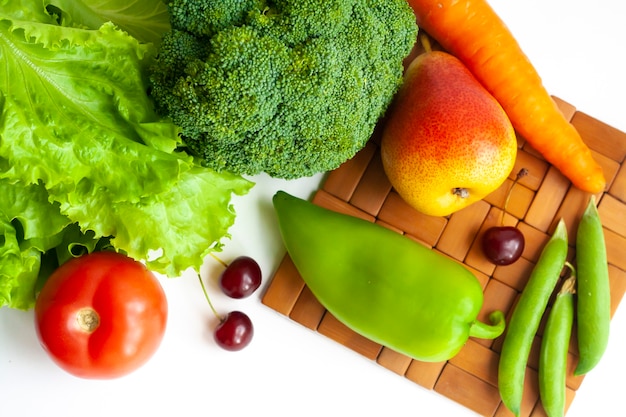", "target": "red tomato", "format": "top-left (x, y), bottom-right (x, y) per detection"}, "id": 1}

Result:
top-left (34, 251), bottom-right (168, 379)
